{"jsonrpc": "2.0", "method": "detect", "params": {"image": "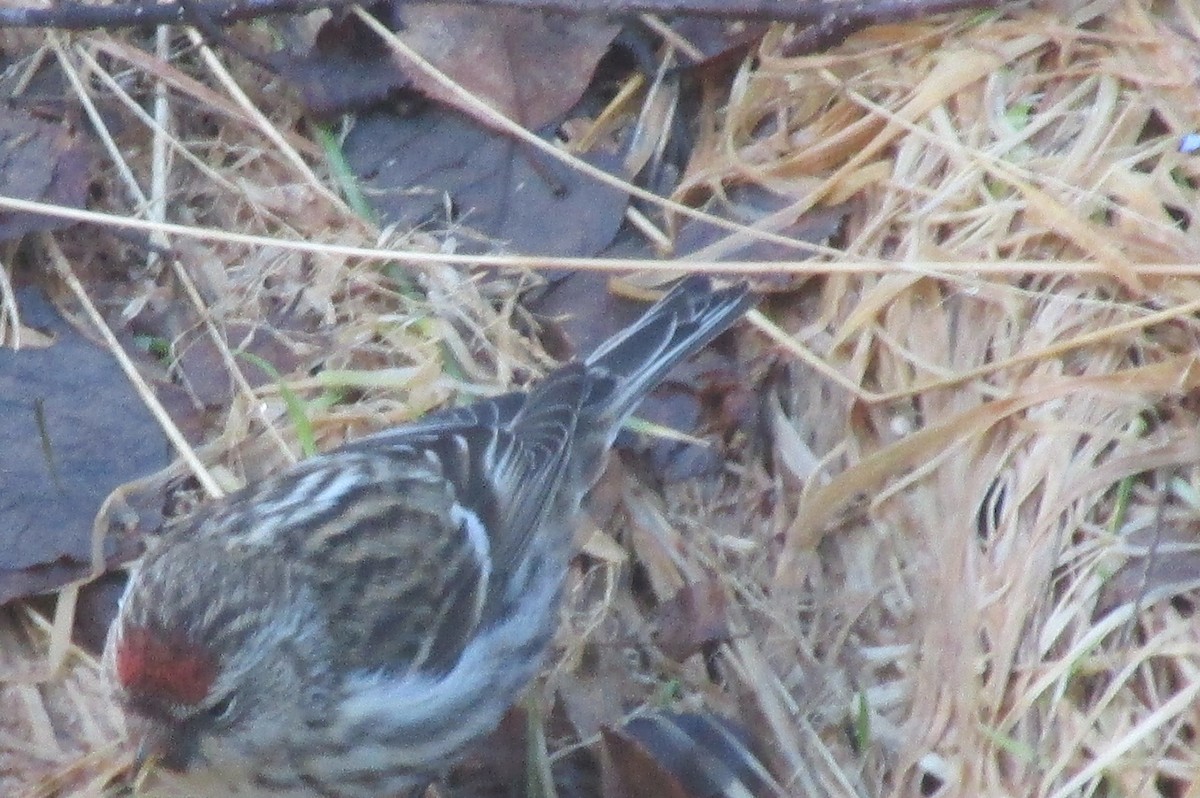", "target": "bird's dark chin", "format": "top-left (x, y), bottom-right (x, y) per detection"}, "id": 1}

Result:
top-left (156, 743), bottom-right (196, 774)
top-left (132, 718), bottom-right (201, 774)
